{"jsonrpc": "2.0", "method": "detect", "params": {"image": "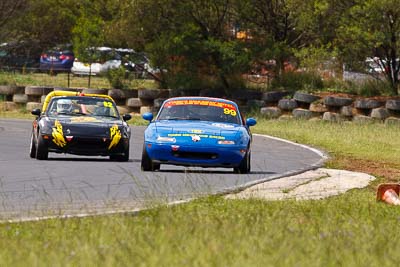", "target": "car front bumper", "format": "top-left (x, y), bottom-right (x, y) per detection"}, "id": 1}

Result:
top-left (145, 142), bottom-right (247, 168)
top-left (44, 135), bottom-right (129, 156)
top-left (40, 62), bottom-right (73, 71)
